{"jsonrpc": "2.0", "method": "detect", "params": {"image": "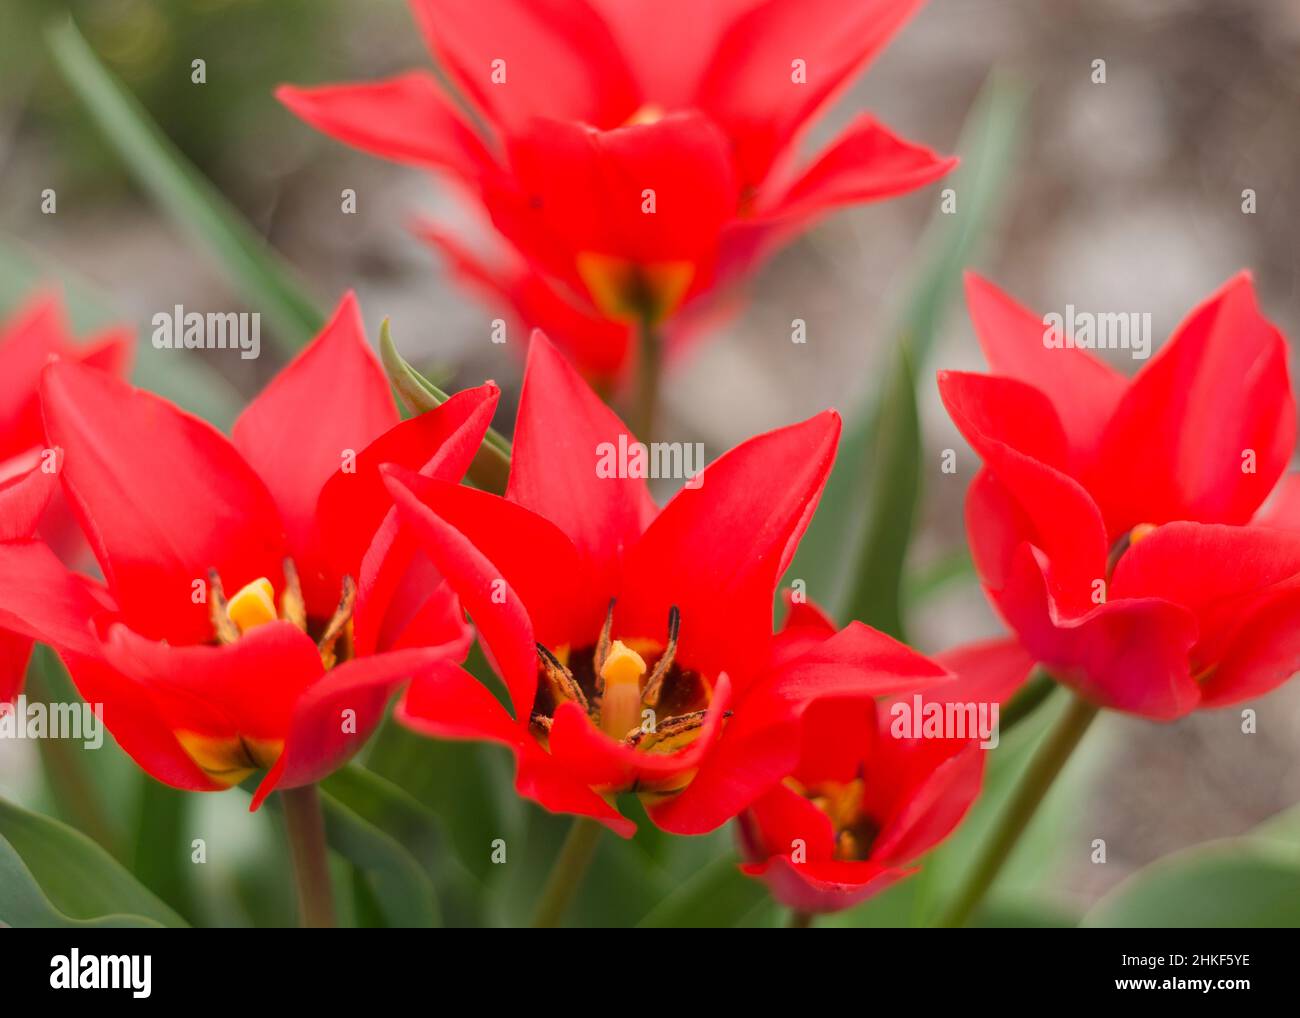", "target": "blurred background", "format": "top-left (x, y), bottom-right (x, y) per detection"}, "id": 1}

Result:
top-left (2, 0), bottom-right (1299, 925)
